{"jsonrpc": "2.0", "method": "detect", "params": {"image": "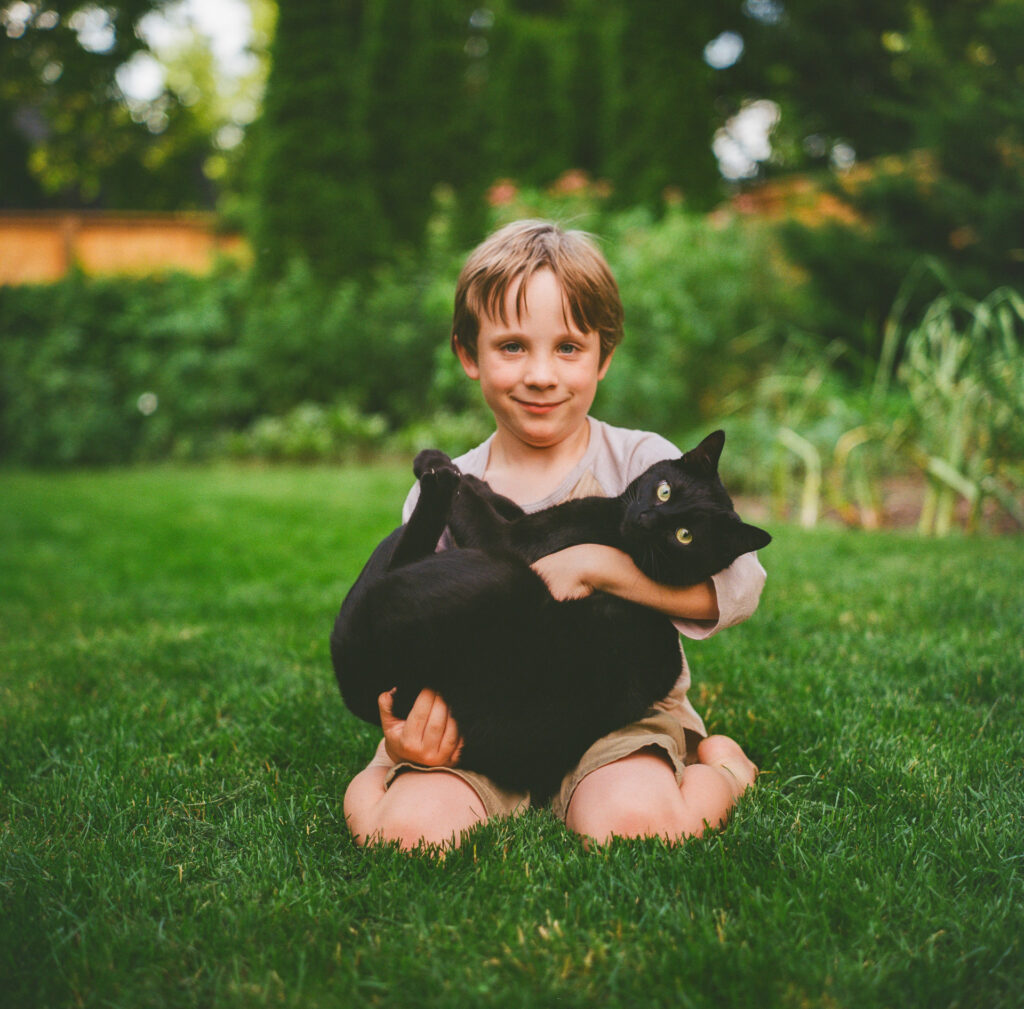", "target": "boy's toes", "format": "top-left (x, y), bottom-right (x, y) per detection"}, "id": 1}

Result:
top-left (696, 735), bottom-right (758, 794)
